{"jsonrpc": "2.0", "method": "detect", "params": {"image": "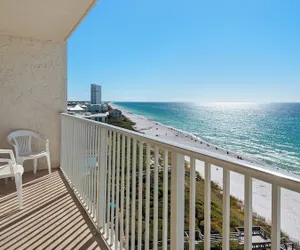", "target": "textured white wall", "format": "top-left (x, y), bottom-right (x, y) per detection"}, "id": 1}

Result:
top-left (0, 34), bottom-right (67, 171)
